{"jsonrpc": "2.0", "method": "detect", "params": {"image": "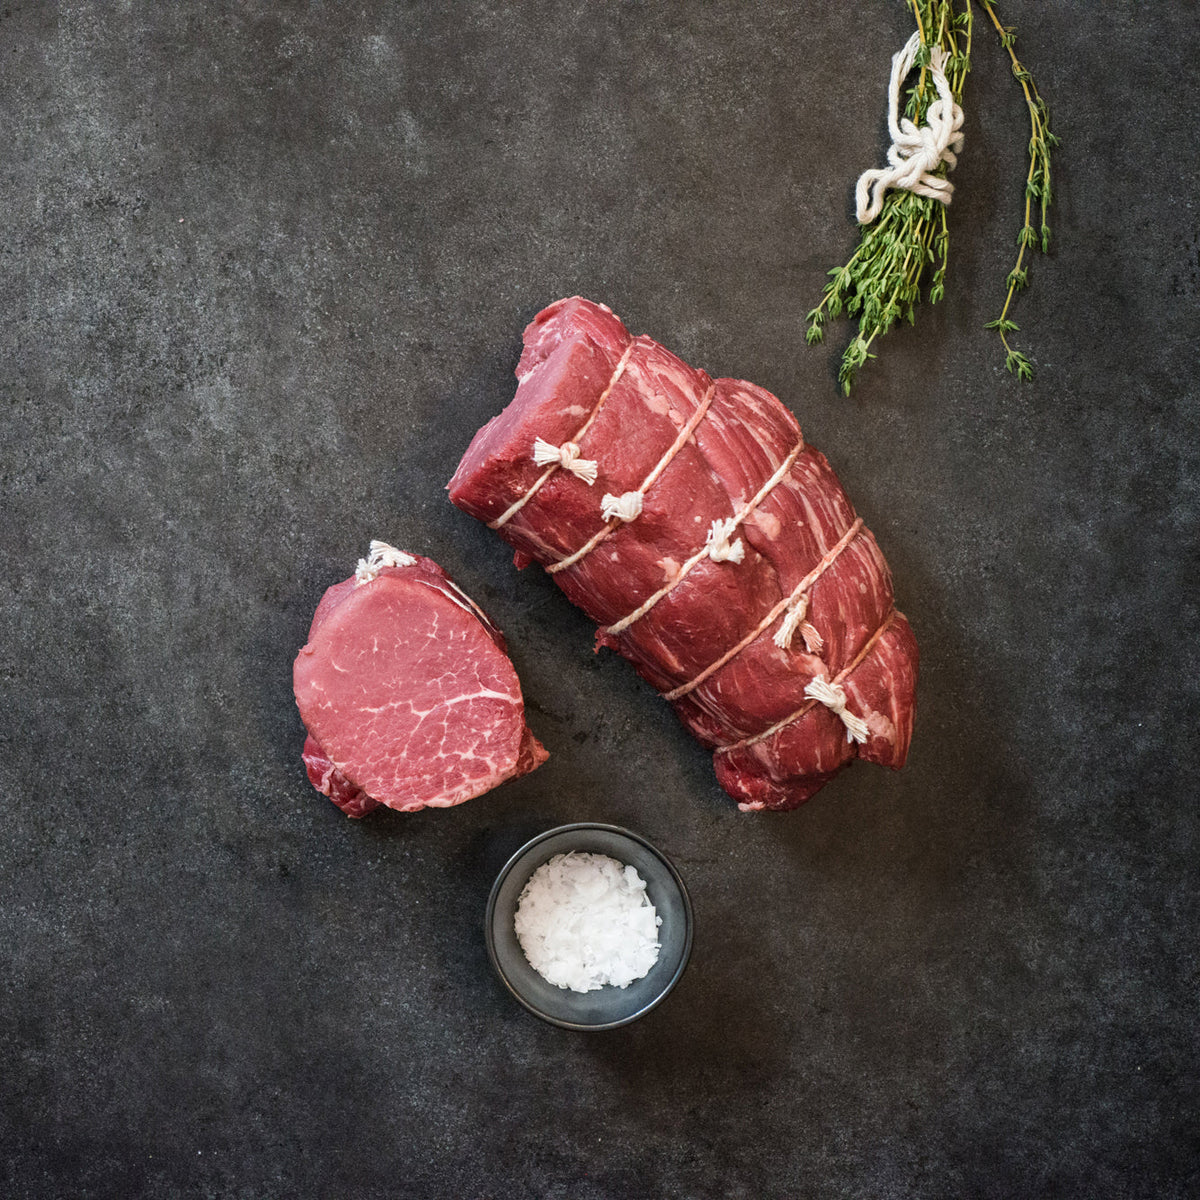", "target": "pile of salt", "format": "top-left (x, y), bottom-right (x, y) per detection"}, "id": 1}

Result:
top-left (514, 852), bottom-right (662, 993)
